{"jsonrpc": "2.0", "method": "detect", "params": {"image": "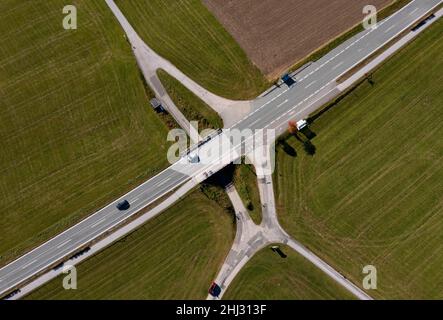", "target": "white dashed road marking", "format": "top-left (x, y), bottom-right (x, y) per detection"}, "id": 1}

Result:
top-left (56, 239), bottom-right (73, 248)
top-left (410, 8), bottom-right (419, 15)
top-left (332, 61), bottom-right (344, 70)
top-left (385, 24), bottom-right (397, 33)
top-left (157, 177), bottom-right (171, 187)
top-left (21, 260), bottom-right (37, 270)
top-left (276, 99), bottom-right (288, 108)
top-left (90, 218), bottom-right (106, 229)
top-left (305, 80), bottom-right (317, 89)
top-left (248, 118), bottom-right (262, 127)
